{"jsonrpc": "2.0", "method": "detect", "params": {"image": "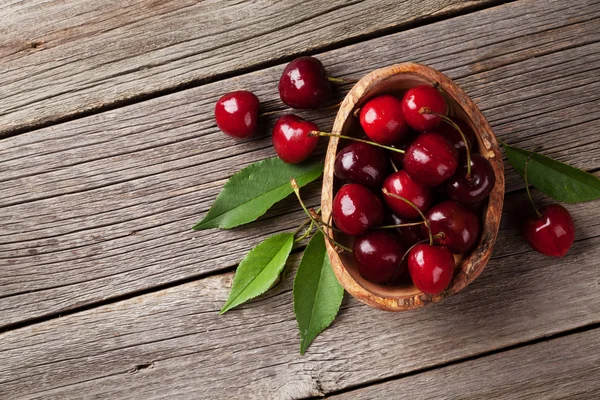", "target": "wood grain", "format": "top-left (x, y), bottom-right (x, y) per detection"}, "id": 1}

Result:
top-left (331, 329), bottom-right (600, 399)
top-left (2, 0), bottom-right (600, 327)
top-left (0, 0), bottom-right (497, 135)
